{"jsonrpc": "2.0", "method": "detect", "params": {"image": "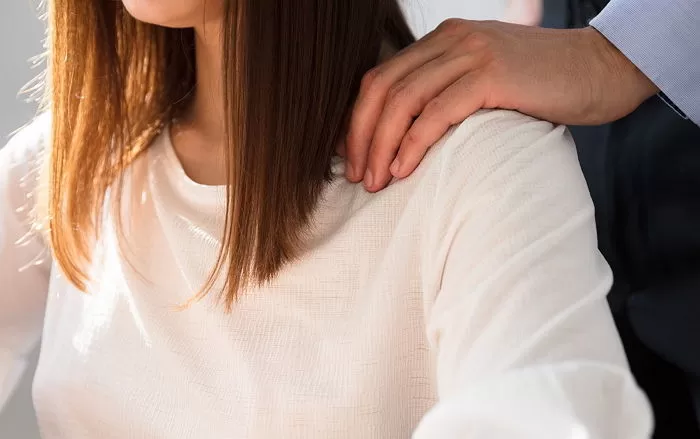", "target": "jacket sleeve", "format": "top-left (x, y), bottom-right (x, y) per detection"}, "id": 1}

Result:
top-left (591, 0), bottom-right (700, 125)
